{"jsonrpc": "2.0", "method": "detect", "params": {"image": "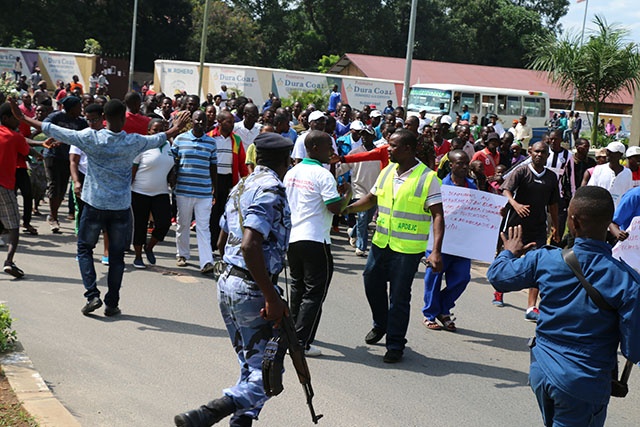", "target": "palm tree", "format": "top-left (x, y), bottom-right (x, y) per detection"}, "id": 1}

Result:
top-left (529, 15), bottom-right (640, 144)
